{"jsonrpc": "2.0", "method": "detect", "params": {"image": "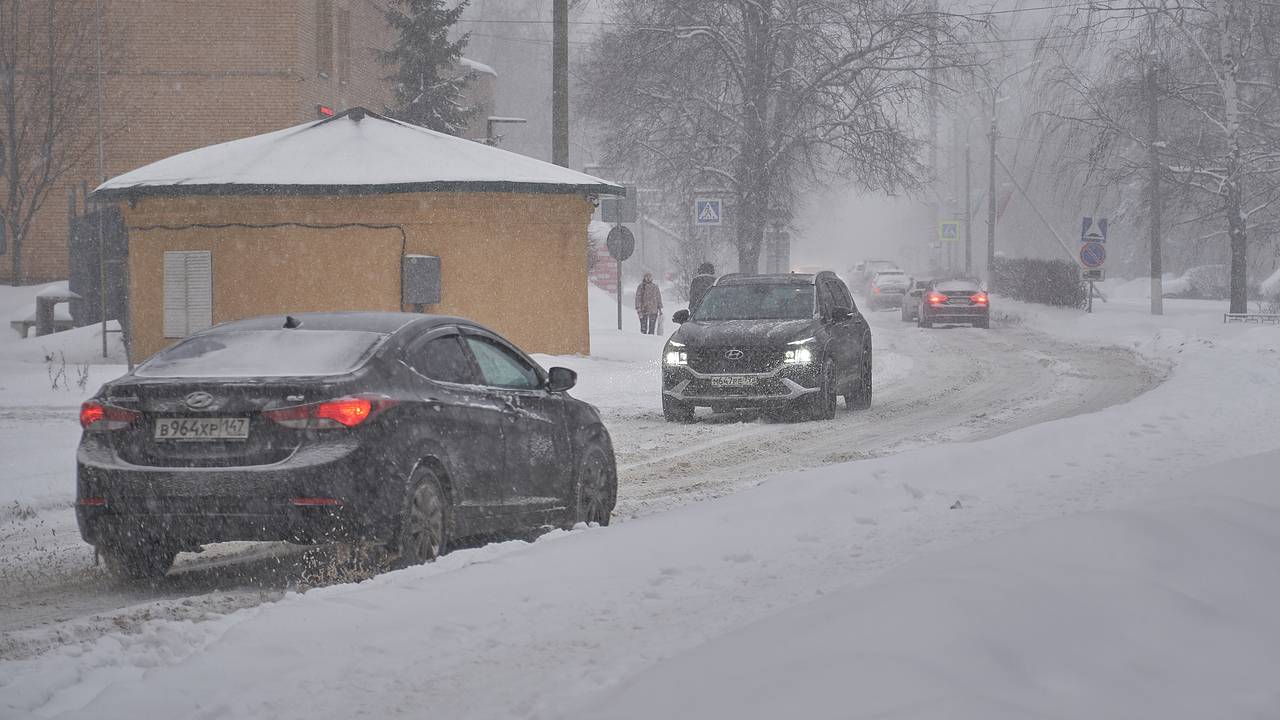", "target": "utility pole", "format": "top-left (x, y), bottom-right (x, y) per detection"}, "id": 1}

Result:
top-left (95, 0), bottom-right (108, 358)
top-left (1146, 53), bottom-right (1163, 314)
top-left (925, 0), bottom-right (940, 273)
top-left (964, 145), bottom-right (972, 274)
top-left (551, 0), bottom-right (569, 167)
top-left (986, 113), bottom-right (997, 285)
